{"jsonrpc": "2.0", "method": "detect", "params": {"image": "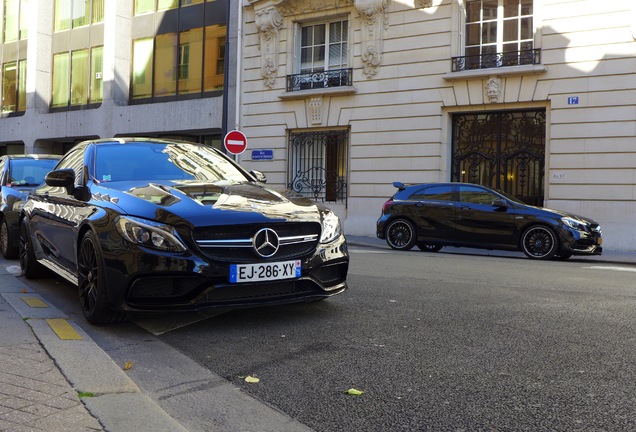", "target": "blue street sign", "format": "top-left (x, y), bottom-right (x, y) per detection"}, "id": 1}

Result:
top-left (251, 149), bottom-right (274, 160)
top-left (568, 96), bottom-right (579, 105)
